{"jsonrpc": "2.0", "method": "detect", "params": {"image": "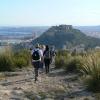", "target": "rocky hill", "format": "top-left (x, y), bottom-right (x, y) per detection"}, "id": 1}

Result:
top-left (31, 25), bottom-right (100, 49)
